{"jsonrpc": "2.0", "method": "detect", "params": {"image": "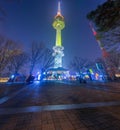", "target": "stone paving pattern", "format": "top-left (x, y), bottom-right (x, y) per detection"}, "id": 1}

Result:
top-left (0, 81), bottom-right (120, 130)
top-left (0, 107), bottom-right (120, 130)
